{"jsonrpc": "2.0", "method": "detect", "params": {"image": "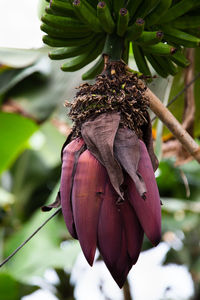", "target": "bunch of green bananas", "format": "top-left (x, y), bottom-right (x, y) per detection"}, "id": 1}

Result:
top-left (41, 0), bottom-right (200, 79)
